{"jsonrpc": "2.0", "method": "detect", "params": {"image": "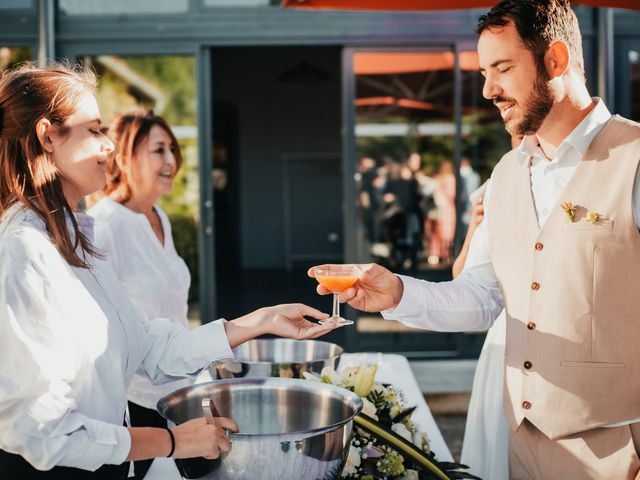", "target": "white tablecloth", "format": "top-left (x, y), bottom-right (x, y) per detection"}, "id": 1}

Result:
top-left (145, 352), bottom-right (452, 478)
